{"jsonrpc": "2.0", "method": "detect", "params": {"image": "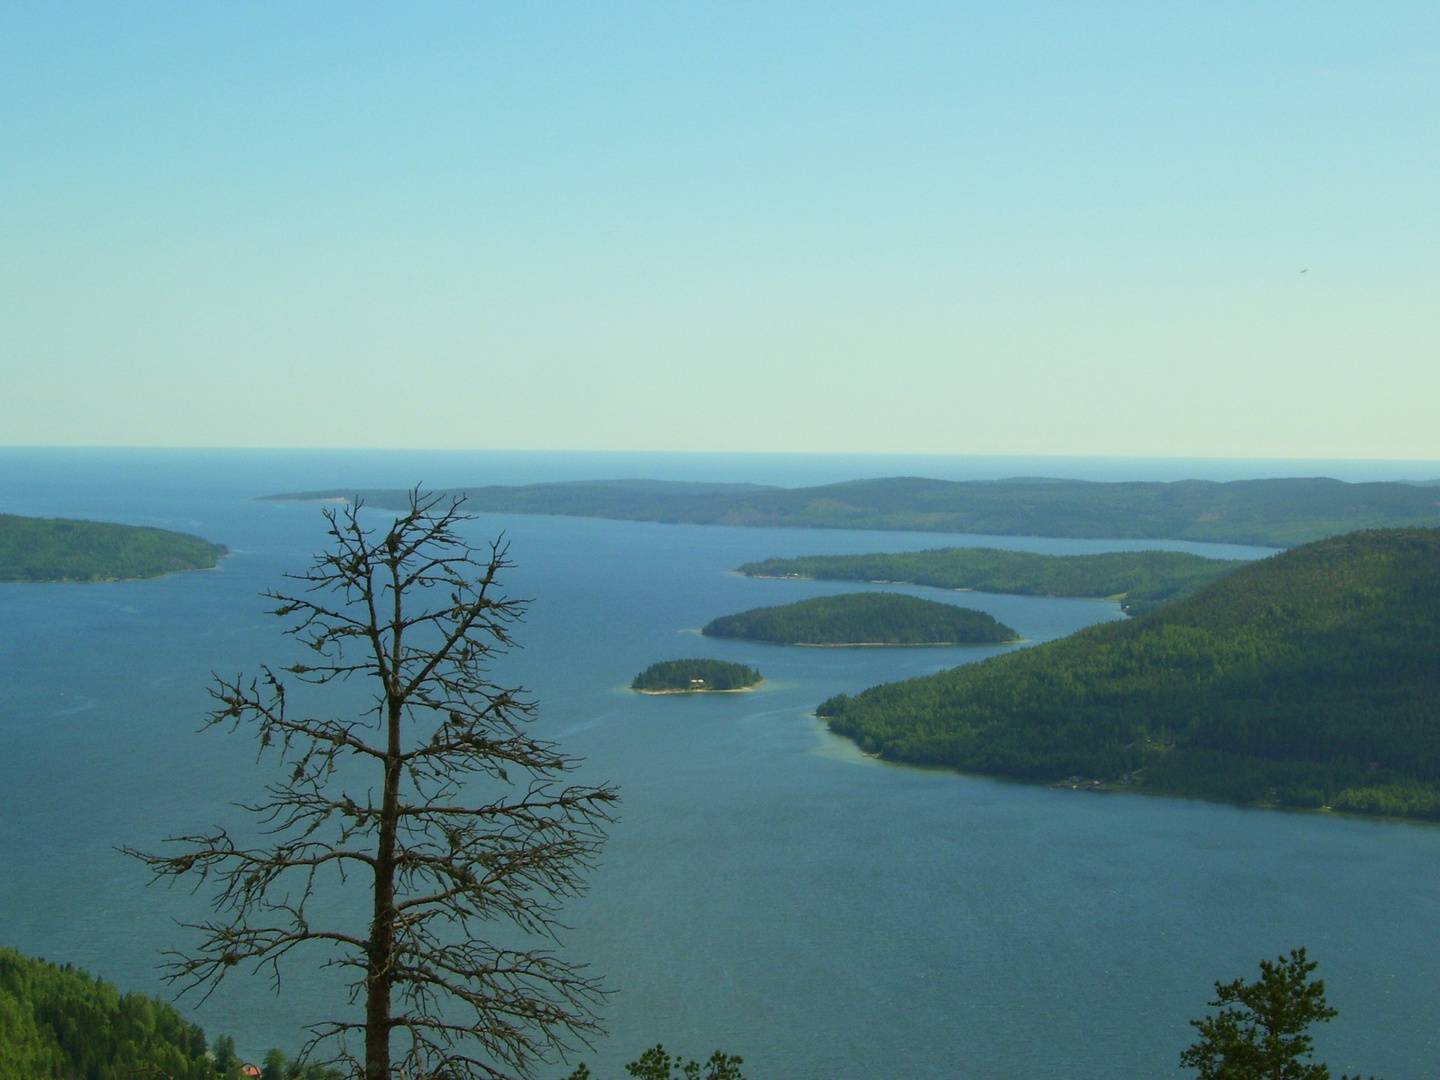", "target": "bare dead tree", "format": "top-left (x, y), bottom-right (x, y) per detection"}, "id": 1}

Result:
top-left (125, 492), bottom-right (619, 1080)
